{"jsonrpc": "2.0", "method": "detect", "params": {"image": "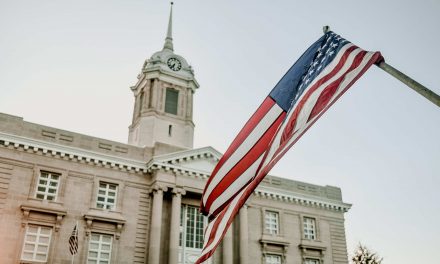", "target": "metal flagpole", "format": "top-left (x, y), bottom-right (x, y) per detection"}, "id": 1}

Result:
top-left (376, 61), bottom-right (440, 107)
top-left (322, 25), bottom-right (440, 108)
